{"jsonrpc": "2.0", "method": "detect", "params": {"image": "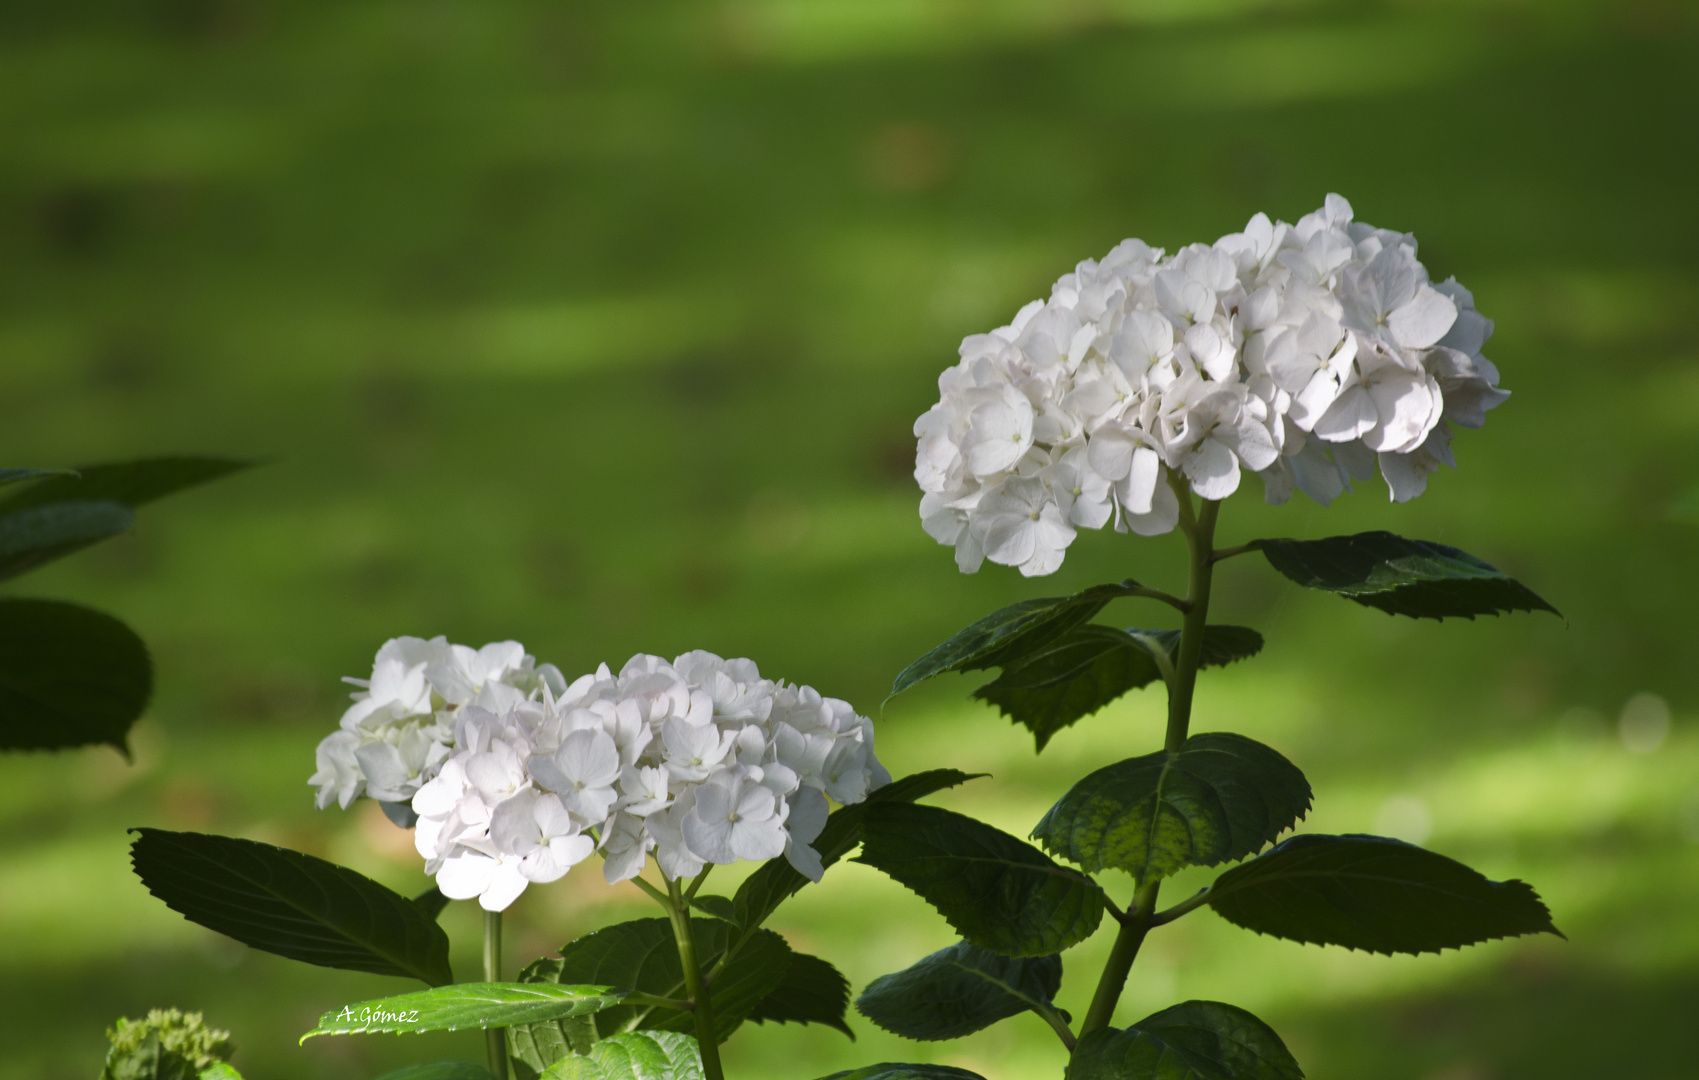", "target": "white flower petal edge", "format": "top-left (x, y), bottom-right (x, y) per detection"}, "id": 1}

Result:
top-left (314, 645), bottom-right (887, 912)
top-left (914, 195), bottom-right (1507, 574)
